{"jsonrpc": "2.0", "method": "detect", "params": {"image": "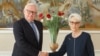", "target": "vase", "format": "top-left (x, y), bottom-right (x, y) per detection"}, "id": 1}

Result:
top-left (48, 28), bottom-right (59, 52)
top-left (50, 43), bottom-right (58, 52)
